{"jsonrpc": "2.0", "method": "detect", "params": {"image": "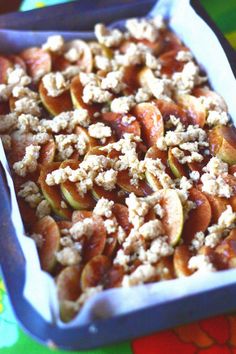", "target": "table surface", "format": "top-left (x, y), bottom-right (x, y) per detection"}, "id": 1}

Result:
top-left (0, 1), bottom-right (236, 353)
